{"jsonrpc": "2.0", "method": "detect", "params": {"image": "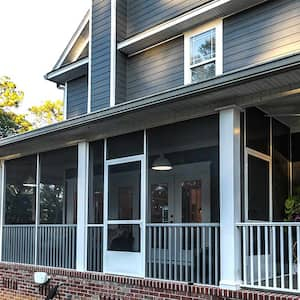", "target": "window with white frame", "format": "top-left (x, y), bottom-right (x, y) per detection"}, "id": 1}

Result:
top-left (184, 20), bottom-right (223, 84)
